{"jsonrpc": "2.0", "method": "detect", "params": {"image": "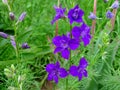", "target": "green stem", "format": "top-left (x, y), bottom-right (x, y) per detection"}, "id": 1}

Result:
top-left (13, 23), bottom-right (20, 62)
top-left (66, 77), bottom-right (68, 90)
